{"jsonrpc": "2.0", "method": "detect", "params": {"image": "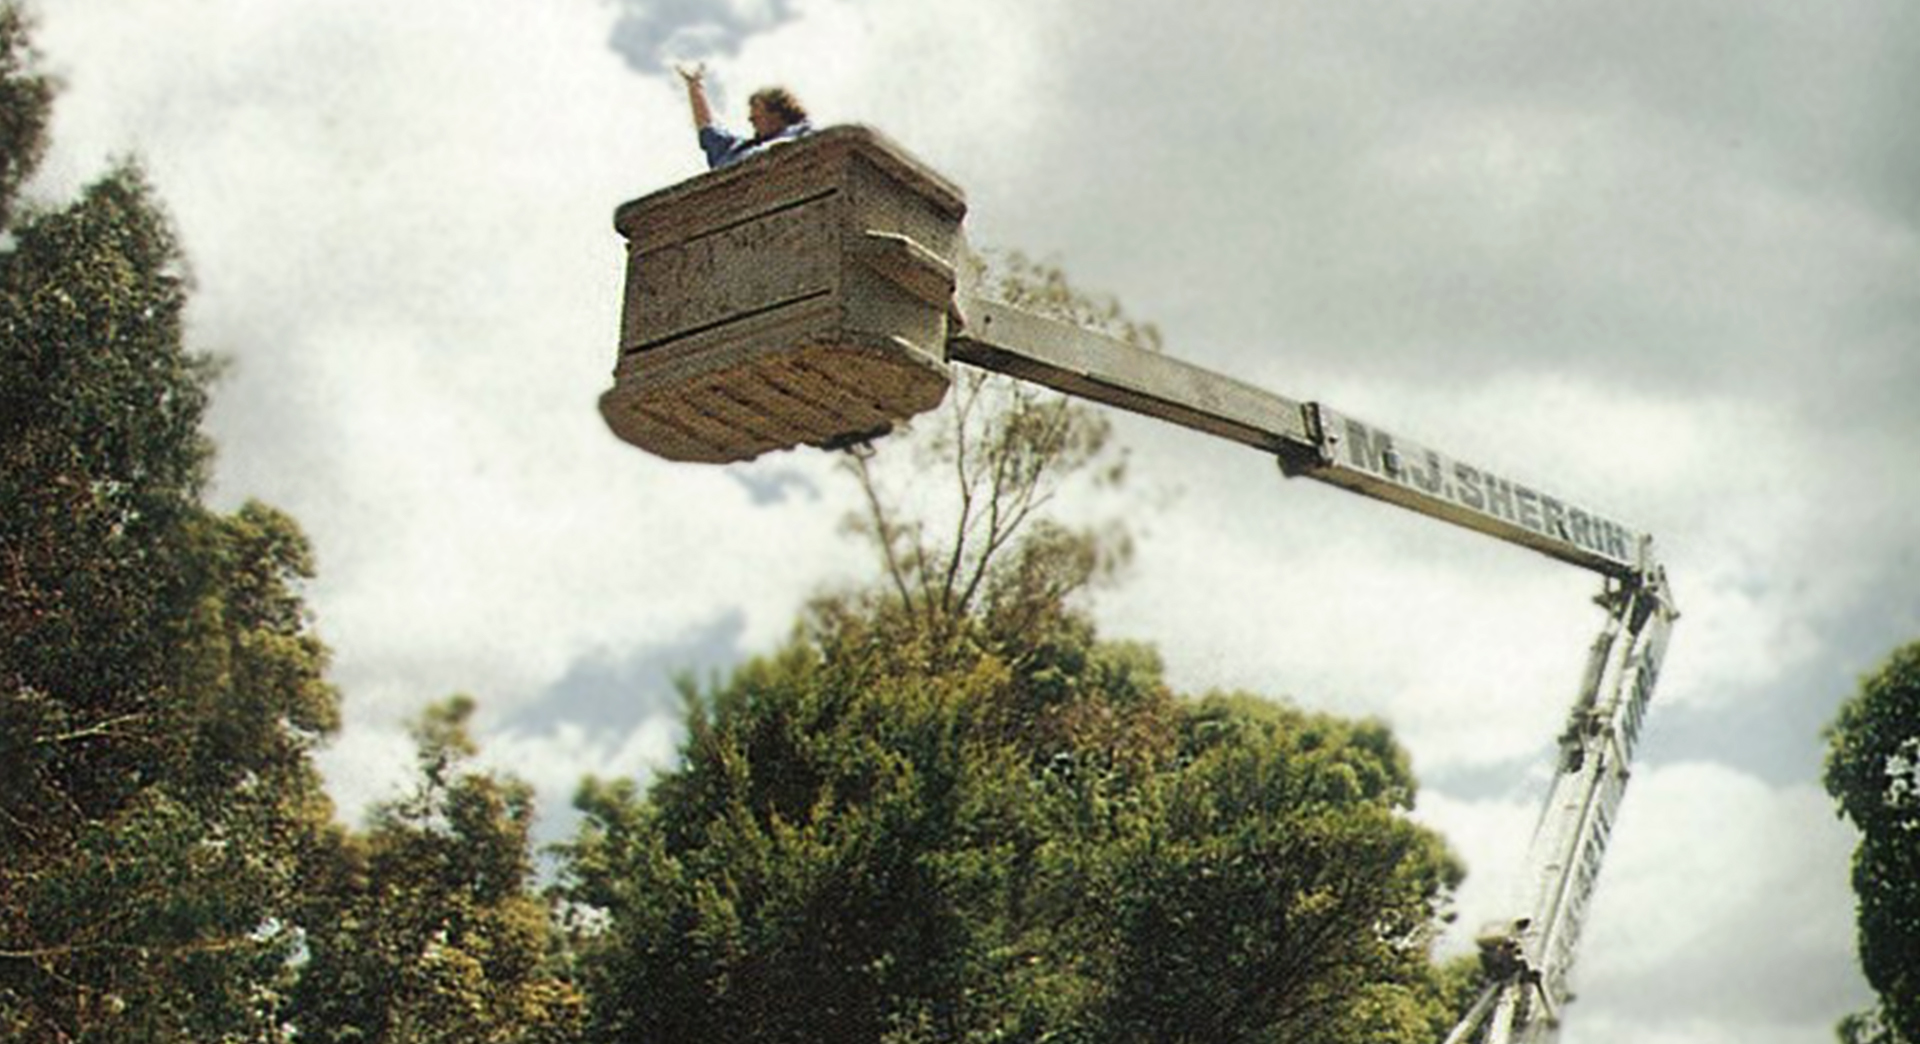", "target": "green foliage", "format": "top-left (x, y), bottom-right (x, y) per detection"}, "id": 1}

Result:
top-left (1840, 1007), bottom-right (1912, 1044)
top-left (562, 632), bottom-right (1016, 1043)
top-left (291, 697), bottom-right (586, 1044)
top-left (0, 13), bottom-right (344, 1036)
top-left (559, 248), bottom-right (1461, 1042)
top-left (1826, 641), bottom-right (1920, 1044)
top-left (0, 168), bottom-right (211, 724)
top-left (1093, 696), bottom-right (1461, 1044)
top-left (0, 2), bottom-right (51, 228)
top-left (561, 607), bottom-right (1463, 1044)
